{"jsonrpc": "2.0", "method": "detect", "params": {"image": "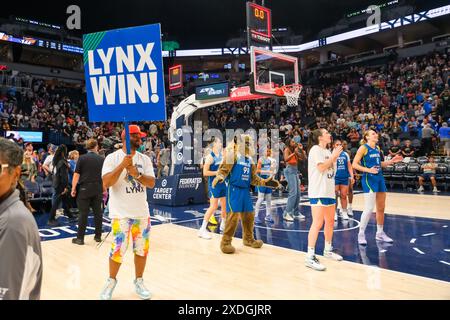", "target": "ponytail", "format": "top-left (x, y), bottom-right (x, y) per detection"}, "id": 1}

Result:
top-left (307, 129), bottom-right (323, 152)
top-left (360, 130), bottom-right (370, 145)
